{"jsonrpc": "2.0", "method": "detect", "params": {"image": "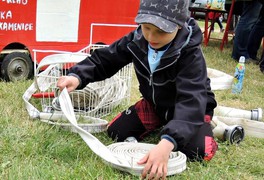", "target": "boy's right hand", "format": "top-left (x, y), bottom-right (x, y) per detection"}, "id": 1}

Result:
top-left (57, 76), bottom-right (80, 92)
